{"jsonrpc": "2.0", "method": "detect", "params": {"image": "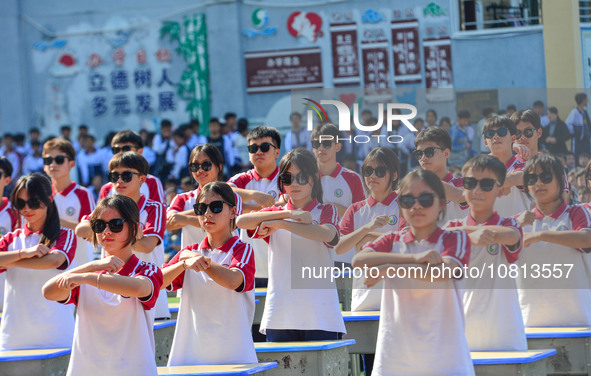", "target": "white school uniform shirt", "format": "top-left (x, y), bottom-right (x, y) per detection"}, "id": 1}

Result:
top-left (229, 166), bottom-right (281, 279)
top-left (494, 155), bottom-right (532, 218)
top-left (249, 199), bottom-right (346, 334)
top-left (53, 182), bottom-right (96, 267)
top-left (517, 202), bottom-right (591, 326)
top-left (366, 227), bottom-right (474, 376)
top-left (22, 154), bottom-right (44, 175)
top-left (168, 187), bottom-right (243, 249)
top-left (63, 254), bottom-right (162, 376)
top-left (319, 163), bottom-right (366, 263)
top-left (0, 198), bottom-right (18, 312)
top-left (446, 212), bottom-right (527, 351)
top-left (133, 195), bottom-right (169, 319)
top-left (100, 174), bottom-right (166, 205)
top-left (164, 236), bottom-right (257, 366)
top-left (339, 191), bottom-right (400, 310)
top-left (0, 226), bottom-right (76, 350)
